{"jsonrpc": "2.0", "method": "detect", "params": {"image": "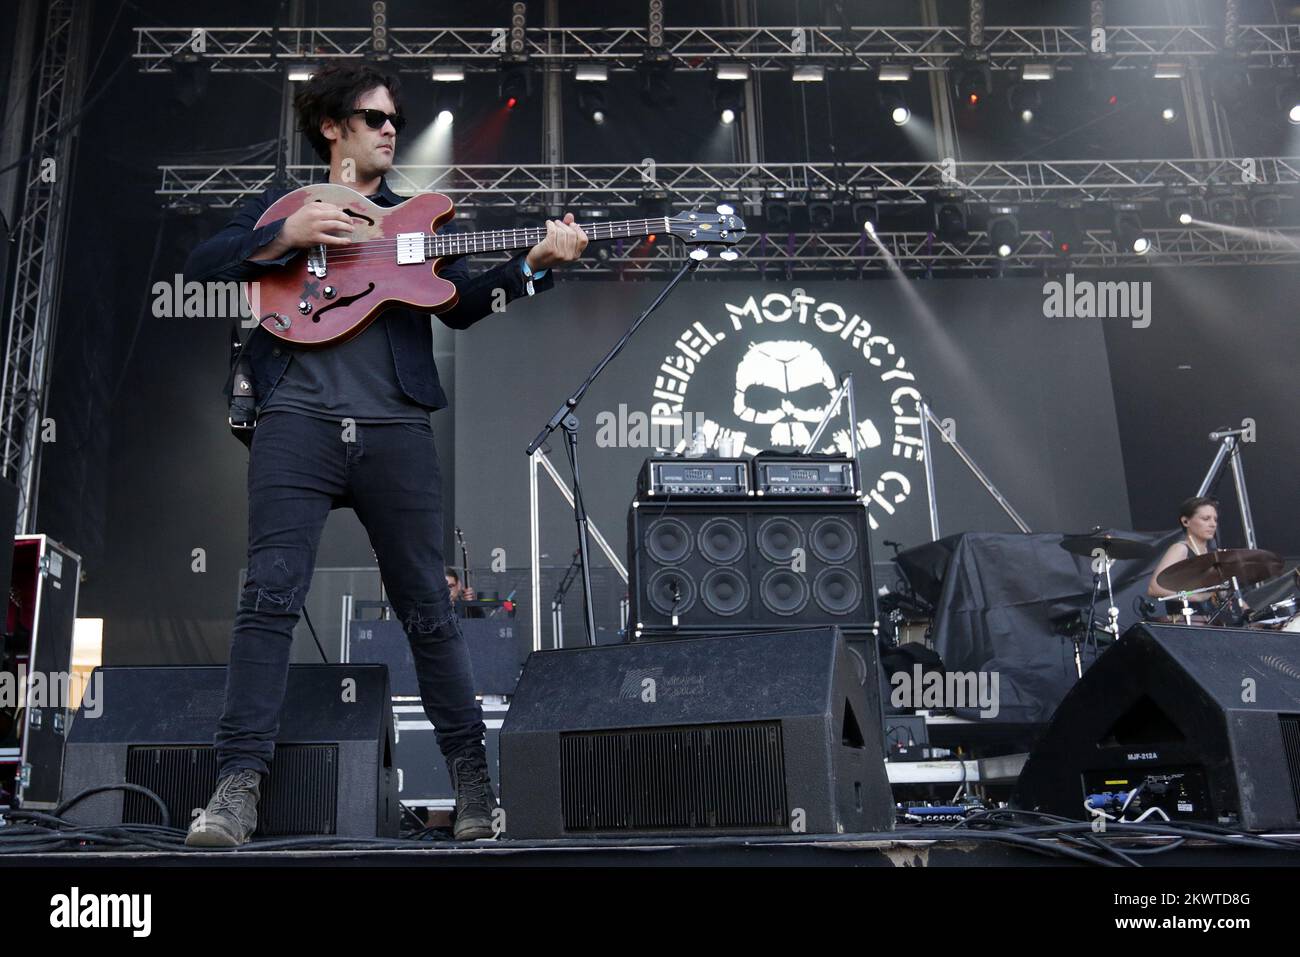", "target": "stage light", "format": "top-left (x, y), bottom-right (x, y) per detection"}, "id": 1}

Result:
top-left (721, 108), bottom-right (736, 124)
top-left (288, 65), bottom-right (317, 82)
top-left (879, 87), bottom-right (910, 126)
top-left (878, 62), bottom-right (913, 82)
top-left (852, 192), bottom-right (879, 235)
top-left (987, 206), bottom-right (1020, 259)
top-left (715, 81), bottom-right (744, 124)
top-left (574, 63), bottom-right (608, 82)
top-left (1021, 63), bottom-right (1055, 82)
top-left (1209, 193), bottom-right (1240, 224)
top-left (1251, 193), bottom-right (1284, 226)
top-left (1291, 104), bottom-right (1300, 124)
top-left (716, 63), bottom-right (751, 82)
top-left (1164, 193), bottom-right (1204, 226)
top-left (1113, 205), bottom-right (1150, 255)
top-left (434, 79), bottom-right (463, 121)
top-left (499, 64), bottom-right (531, 107)
top-left (955, 62), bottom-right (992, 109)
top-left (808, 191), bottom-right (837, 231)
top-left (1161, 106), bottom-right (1178, 123)
top-left (432, 65), bottom-right (465, 83)
top-left (1008, 83), bottom-right (1040, 123)
top-left (436, 109), bottom-right (453, 126)
top-left (792, 65), bottom-right (825, 82)
top-left (578, 85), bottom-right (606, 125)
top-left (764, 191), bottom-right (791, 229)
top-left (1153, 62), bottom-right (1185, 80)
top-left (932, 192), bottom-right (969, 241)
